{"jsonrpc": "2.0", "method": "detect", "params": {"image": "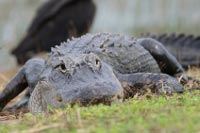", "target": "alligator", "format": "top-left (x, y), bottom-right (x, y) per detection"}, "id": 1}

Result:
top-left (0, 33), bottom-right (196, 114)
top-left (142, 33), bottom-right (200, 68)
top-left (12, 0), bottom-right (96, 64)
